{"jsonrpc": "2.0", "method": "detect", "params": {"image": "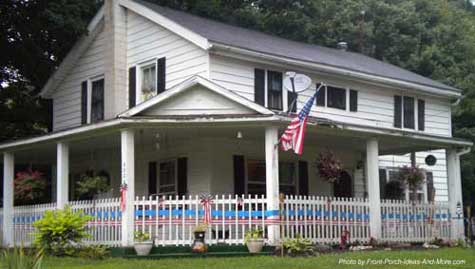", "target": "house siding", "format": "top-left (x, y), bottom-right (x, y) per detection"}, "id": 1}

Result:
top-left (126, 11), bottom-right (208, 90)
top-left (52, 27), bottom-right (106, 131)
